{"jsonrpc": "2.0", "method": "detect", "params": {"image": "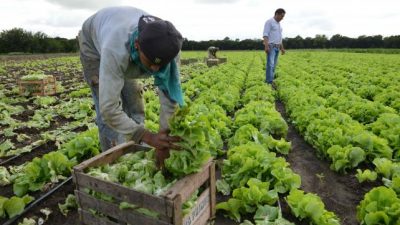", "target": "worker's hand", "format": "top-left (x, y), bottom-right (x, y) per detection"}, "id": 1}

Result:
top-left (281, 48), bottom-right (286, 55)
top-left (155, 148), bottom-right (170, 169)
top-left (264, 45), bottom-right (270, 53)
top-left (141, 129), bottom-right (181, 168)
top-left (141, 129), bottom-right (181, 150)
